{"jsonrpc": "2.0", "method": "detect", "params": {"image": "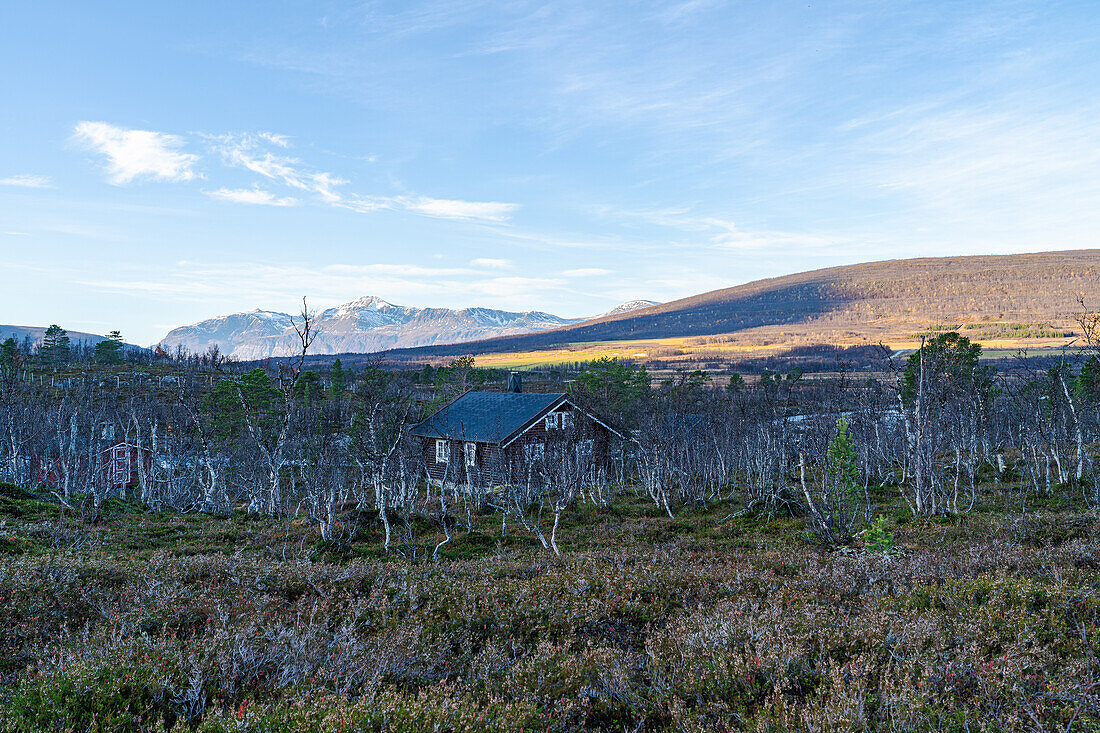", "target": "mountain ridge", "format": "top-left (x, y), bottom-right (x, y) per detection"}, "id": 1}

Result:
top-left (0, 325), bottom-right (116, 348)
top-left (347, 249), bottom-right (1100, 364)
top-left (159, 297), bottom-right (659, 359)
